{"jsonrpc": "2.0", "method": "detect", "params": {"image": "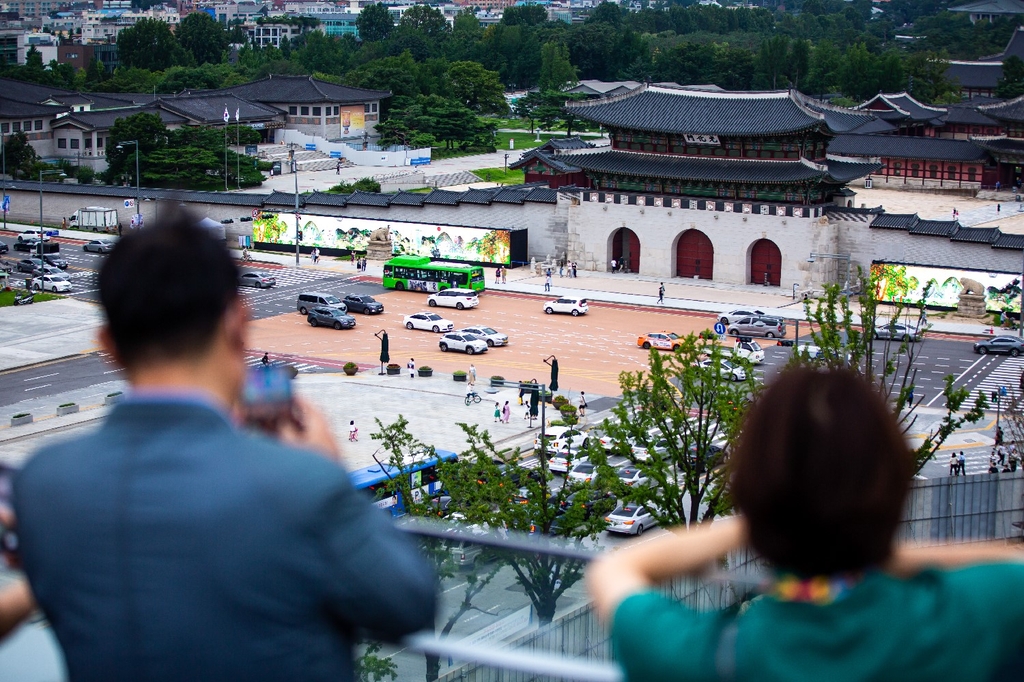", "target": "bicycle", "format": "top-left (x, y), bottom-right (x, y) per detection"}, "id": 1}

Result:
top-left (465, 391), bottom-right (482, 406)
top-left (240, 250), bottom-right (254, 263)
